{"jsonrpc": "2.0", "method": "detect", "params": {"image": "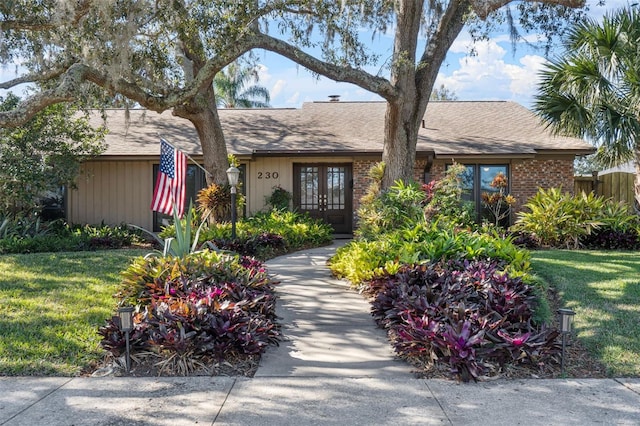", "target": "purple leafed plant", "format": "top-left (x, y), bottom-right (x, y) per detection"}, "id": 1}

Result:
top-left (98, 251), bottom-right (281, 372)
top-left (366, 259), bottom-right (560, 381)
